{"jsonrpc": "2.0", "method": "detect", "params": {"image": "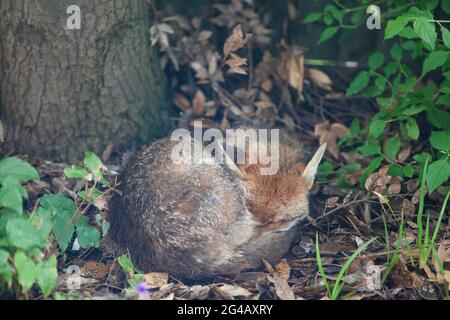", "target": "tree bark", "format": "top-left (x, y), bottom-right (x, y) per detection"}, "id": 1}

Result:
top-left (0, 0), bottom-right (170, 161)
